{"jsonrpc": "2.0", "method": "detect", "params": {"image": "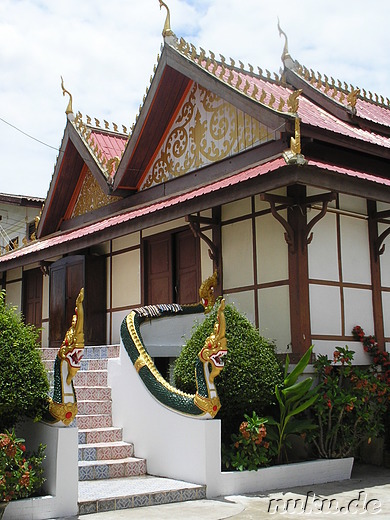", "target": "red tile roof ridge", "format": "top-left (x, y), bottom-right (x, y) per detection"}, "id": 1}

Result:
top-left (292, 63), bottom-right (390, 128)
top-left (171, 37), bottom-right (296, 117)
top-left (72, 112), bottom-right (128, 179)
